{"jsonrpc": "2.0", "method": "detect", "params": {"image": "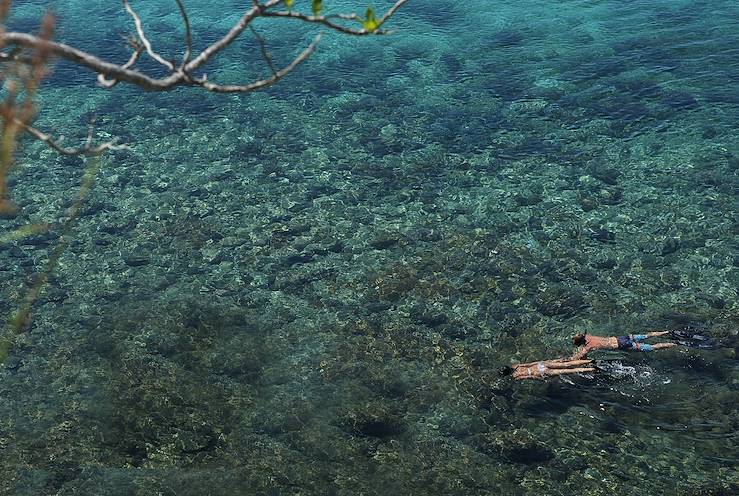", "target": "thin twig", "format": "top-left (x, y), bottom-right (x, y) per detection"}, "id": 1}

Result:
top-left (185, 0), bottom-right (282, 72)
top-left (193, 33), bottom-right (320, 93)
top-left (6, 156), bottom-right (102, 336)
top-left (262, 0), bottom-right (410, 35)
top-left (0, 12), bottom-right (54, 216)
top-left (122, 0), bottom-right (174, 70)
top-left (173, 0), bottom-right (192, 67)
top-left (85, 118), bottom-right (95, 148)
top-left (249, 26), bottom-right (276, 76)
top-left (16, 118), bottom-right (128, 155)
top-left (261, 11), bottom-right (371, 35)
top-left (97, 44), bottom-right (143, 87)
top-left (378, 0), bottom-right (409, 24)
